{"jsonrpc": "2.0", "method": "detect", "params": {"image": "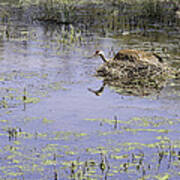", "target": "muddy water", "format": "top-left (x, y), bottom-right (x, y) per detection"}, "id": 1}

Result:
top-left (0, 20), bottom-right (180, 179)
